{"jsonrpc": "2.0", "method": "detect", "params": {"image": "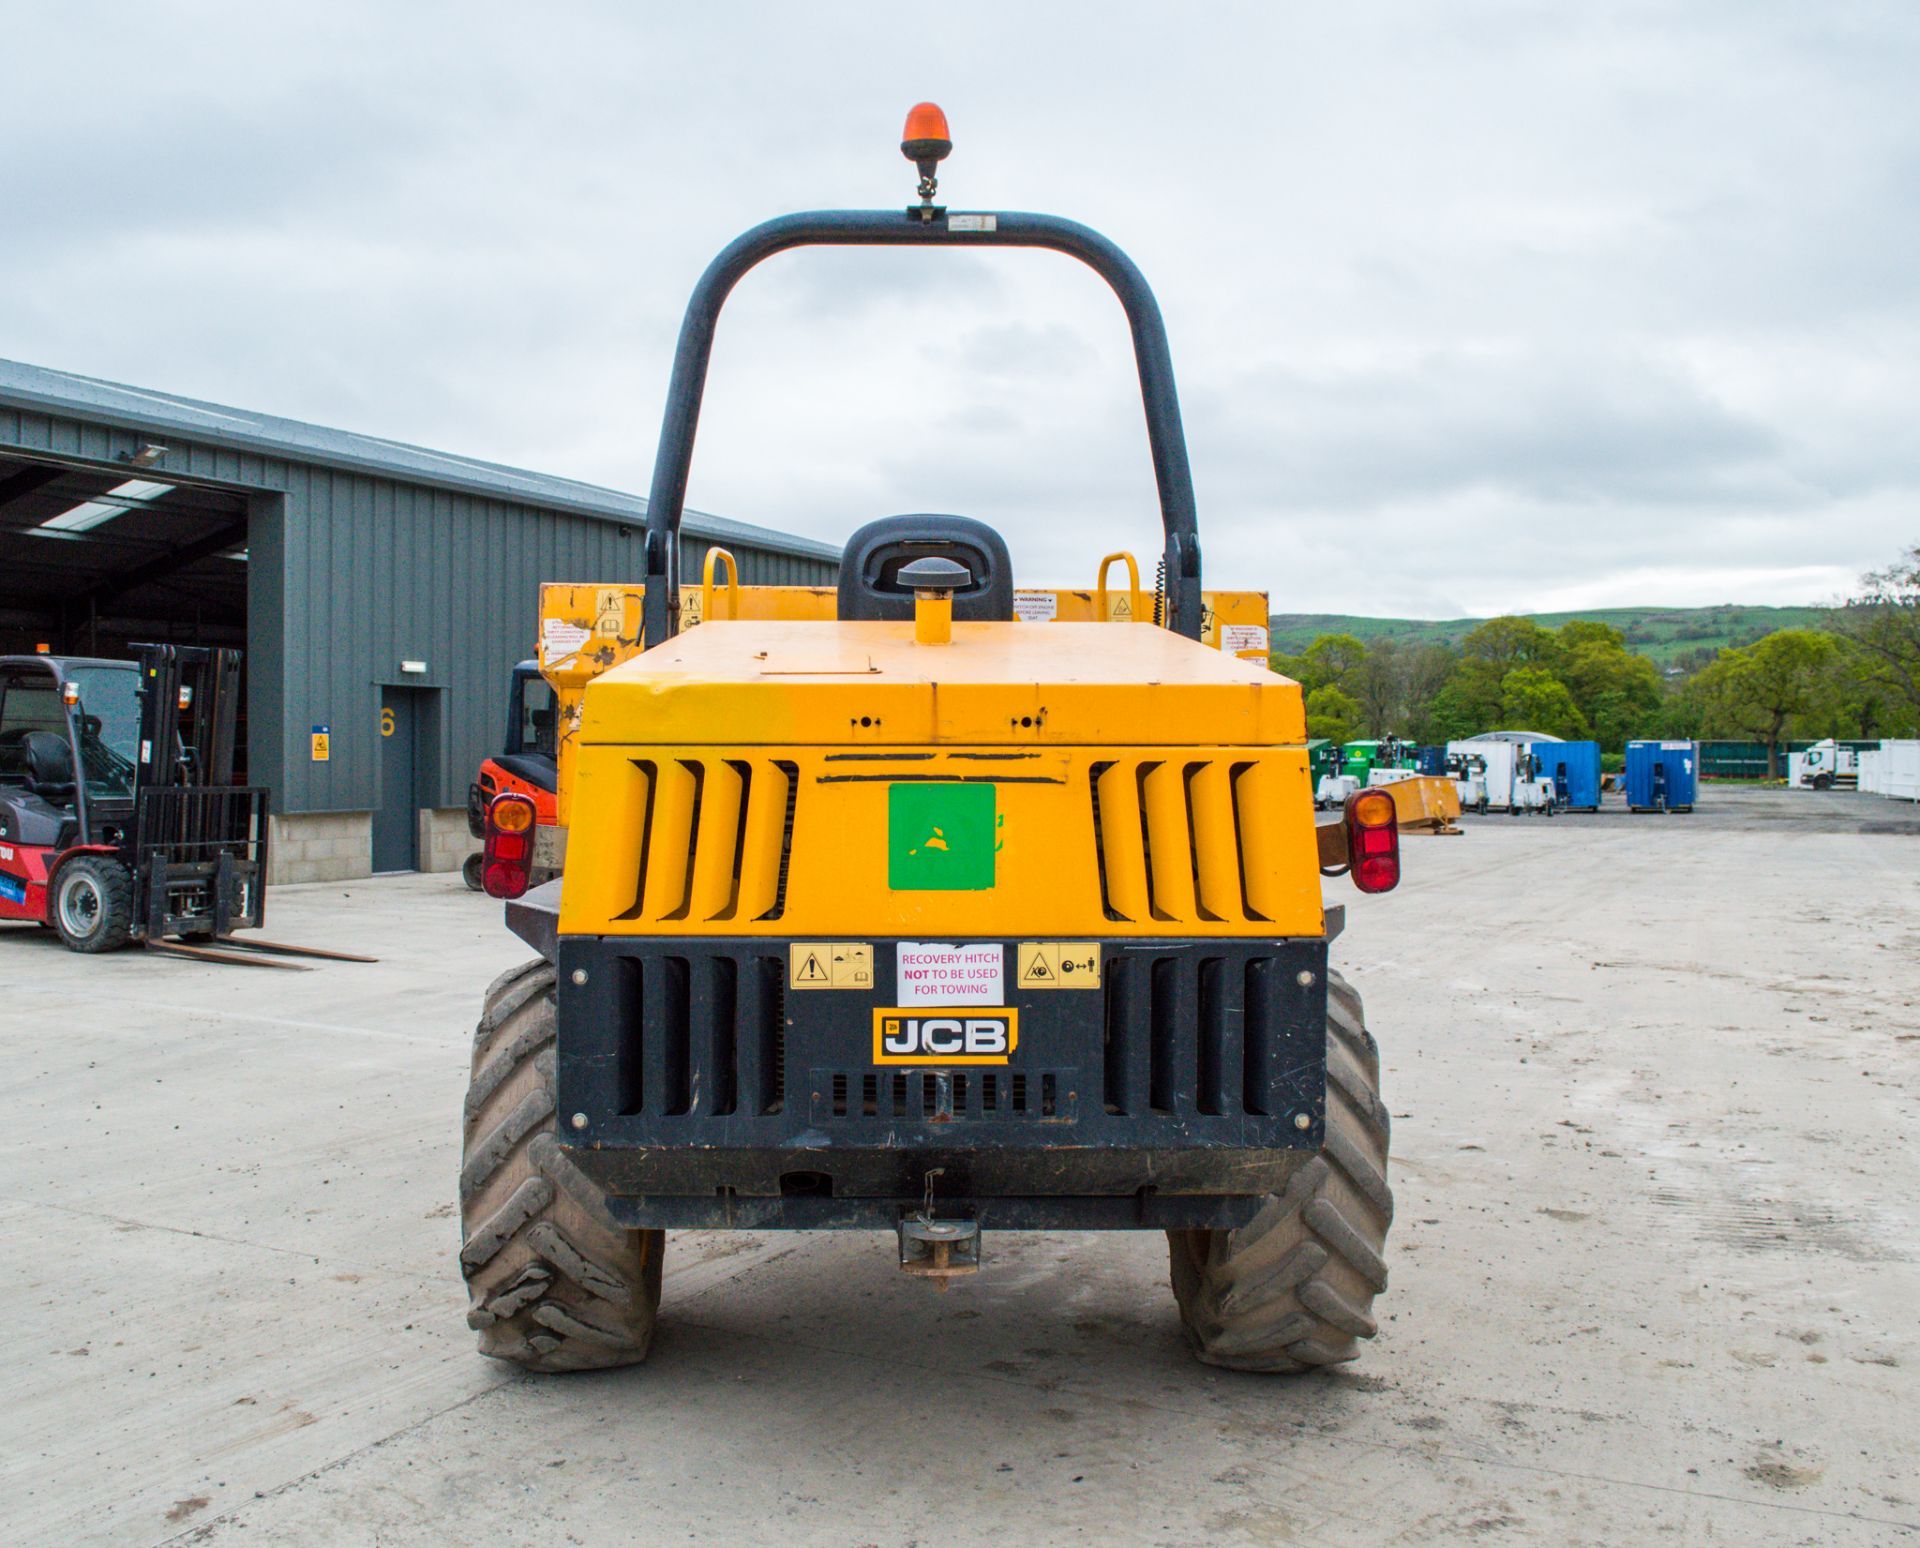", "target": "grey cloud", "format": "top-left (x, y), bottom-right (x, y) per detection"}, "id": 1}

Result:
top-left (1, 1), bottom-right (1915, 618)
top-left (1193, 348), bottom-right (1791, 512)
